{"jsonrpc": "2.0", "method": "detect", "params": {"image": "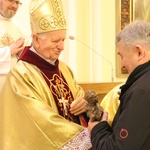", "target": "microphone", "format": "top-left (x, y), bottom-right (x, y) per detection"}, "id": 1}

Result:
top-left (69, 35), bottom-right (114, 82)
